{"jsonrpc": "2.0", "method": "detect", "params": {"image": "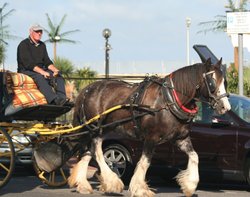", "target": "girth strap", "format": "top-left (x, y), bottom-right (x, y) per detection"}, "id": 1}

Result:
top-left (129, 76), bottom-right (153, 138)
